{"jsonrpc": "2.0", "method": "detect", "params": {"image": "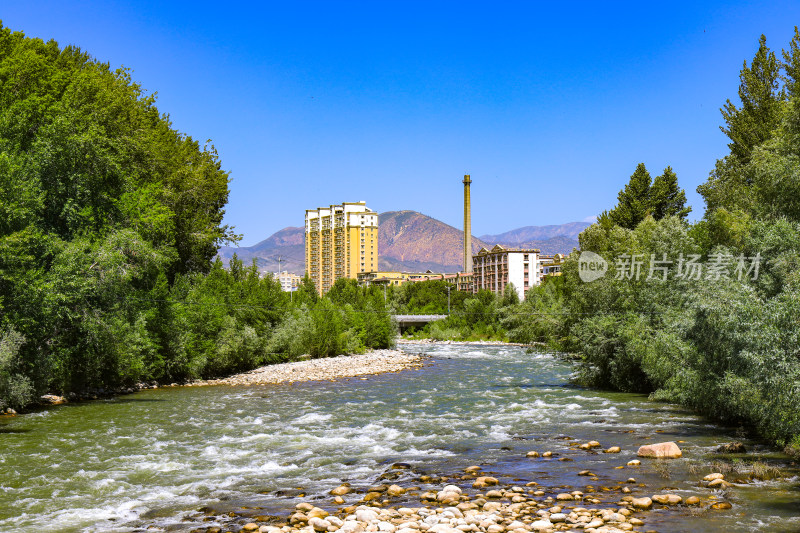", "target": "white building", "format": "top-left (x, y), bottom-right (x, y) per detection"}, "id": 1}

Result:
top-left (274, 271), bottom-right (301, 292)
top-left (472, 245), bottom-right (540, 300)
